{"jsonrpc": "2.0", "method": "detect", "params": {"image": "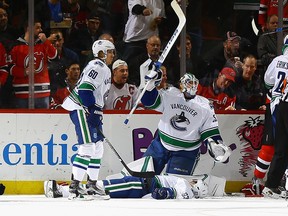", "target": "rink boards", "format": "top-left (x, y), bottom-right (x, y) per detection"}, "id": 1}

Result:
top-left (0, 109), bottom-right (265, 194)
